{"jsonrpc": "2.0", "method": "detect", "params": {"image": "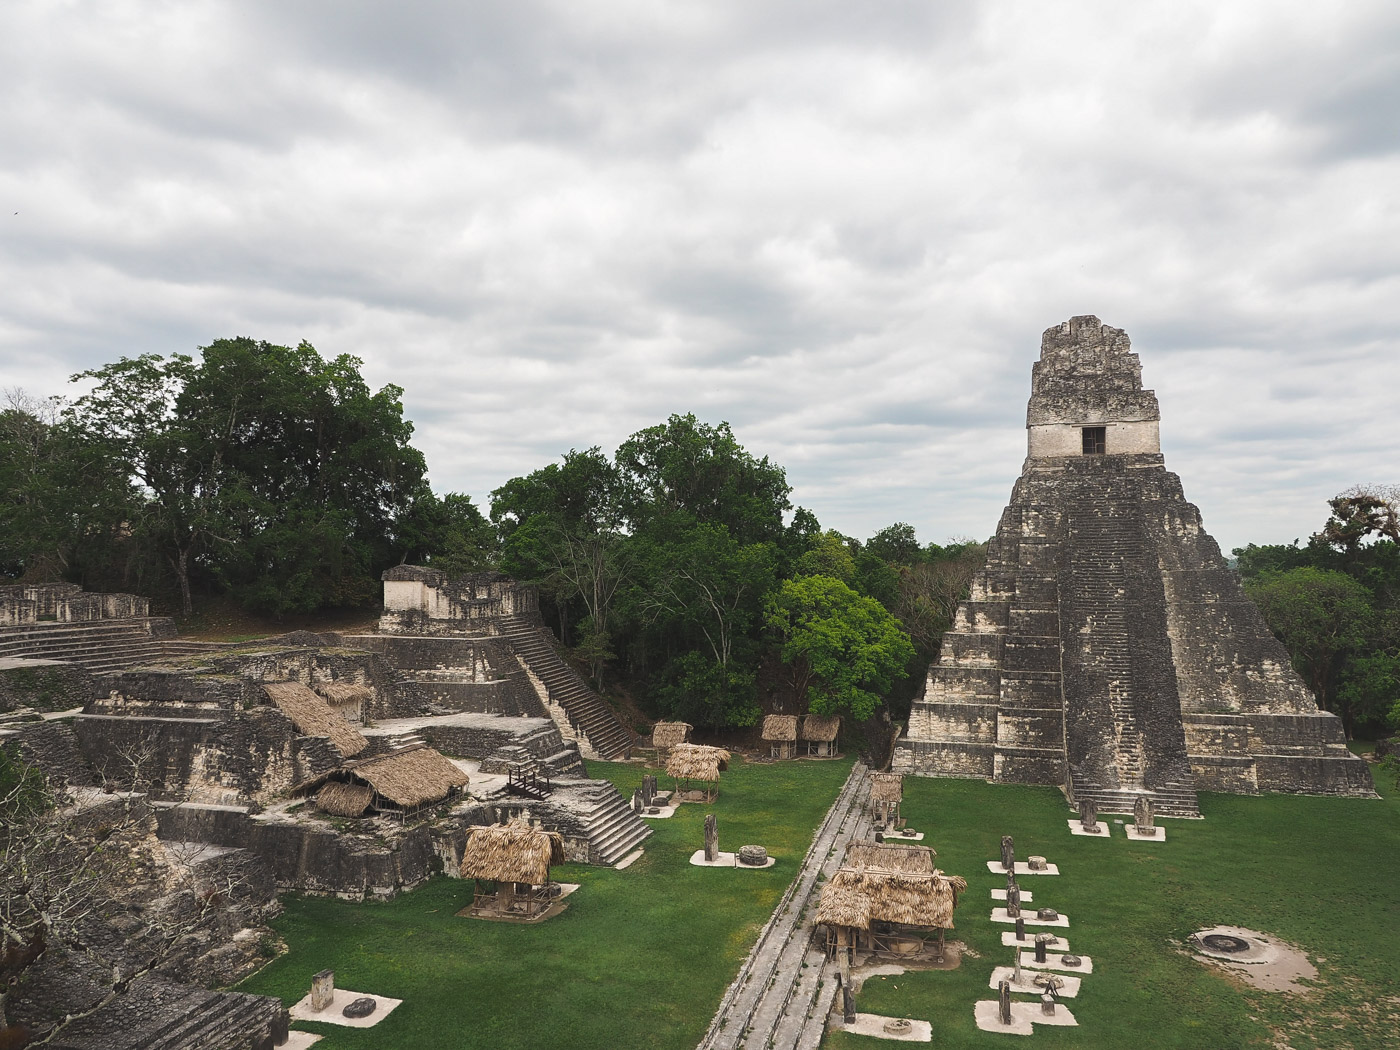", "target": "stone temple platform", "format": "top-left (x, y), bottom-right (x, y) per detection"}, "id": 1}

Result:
top-left (895, 316), bottom-right (1374, 810)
